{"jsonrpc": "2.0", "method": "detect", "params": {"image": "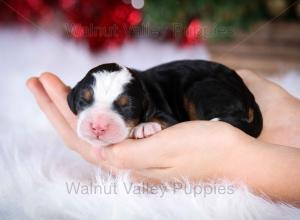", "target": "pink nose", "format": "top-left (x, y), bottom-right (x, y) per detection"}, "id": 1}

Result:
top-left (90, 123), bottom-right (108, 137)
